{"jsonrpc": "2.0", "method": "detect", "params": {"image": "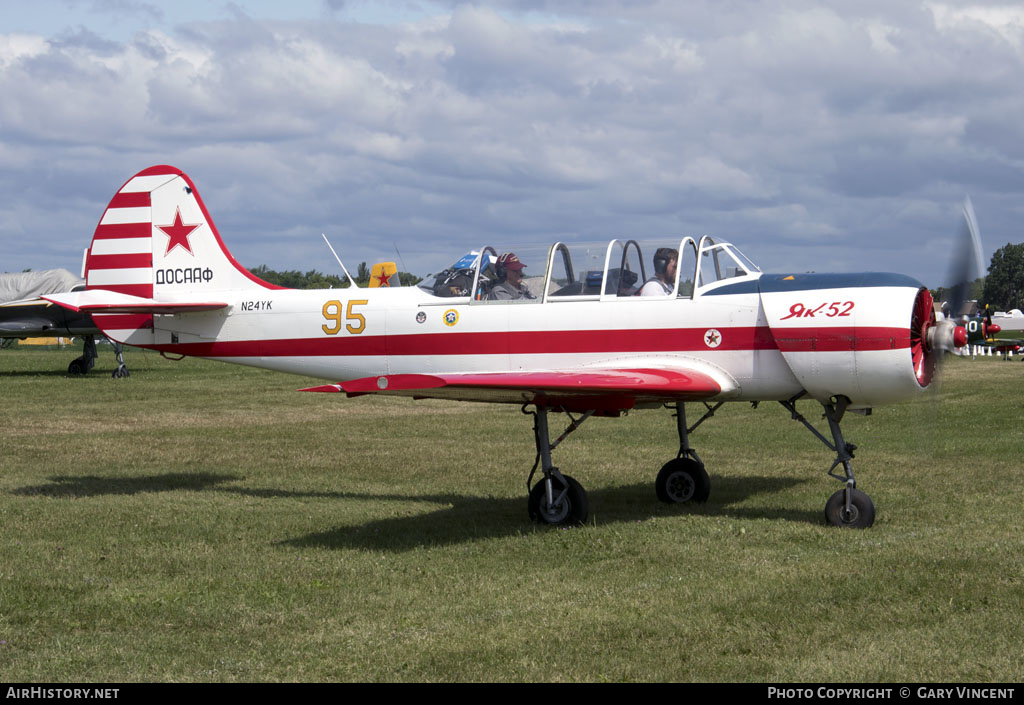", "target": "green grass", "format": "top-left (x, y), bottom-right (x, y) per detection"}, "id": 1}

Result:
top-left (1, 347), bottom-right (1022, 682)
